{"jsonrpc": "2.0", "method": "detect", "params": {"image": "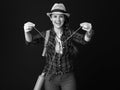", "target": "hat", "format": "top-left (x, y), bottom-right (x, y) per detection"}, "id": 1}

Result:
top-left (47, 3), bottom-right (70, 17)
